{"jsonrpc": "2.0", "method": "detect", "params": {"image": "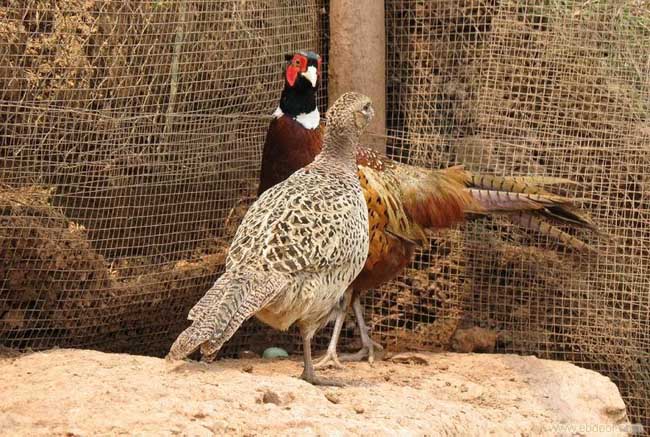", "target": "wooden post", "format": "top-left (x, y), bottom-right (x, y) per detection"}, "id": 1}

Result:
top-left (328, 0), bottom-right (386, 152)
